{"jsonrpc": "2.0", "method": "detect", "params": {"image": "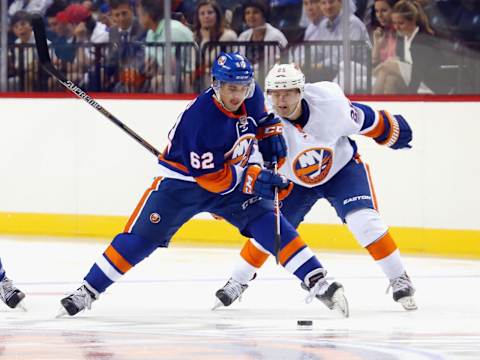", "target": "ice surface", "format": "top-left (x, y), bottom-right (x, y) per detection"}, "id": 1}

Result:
top-left (1, 237), bottom-right (479, 359)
